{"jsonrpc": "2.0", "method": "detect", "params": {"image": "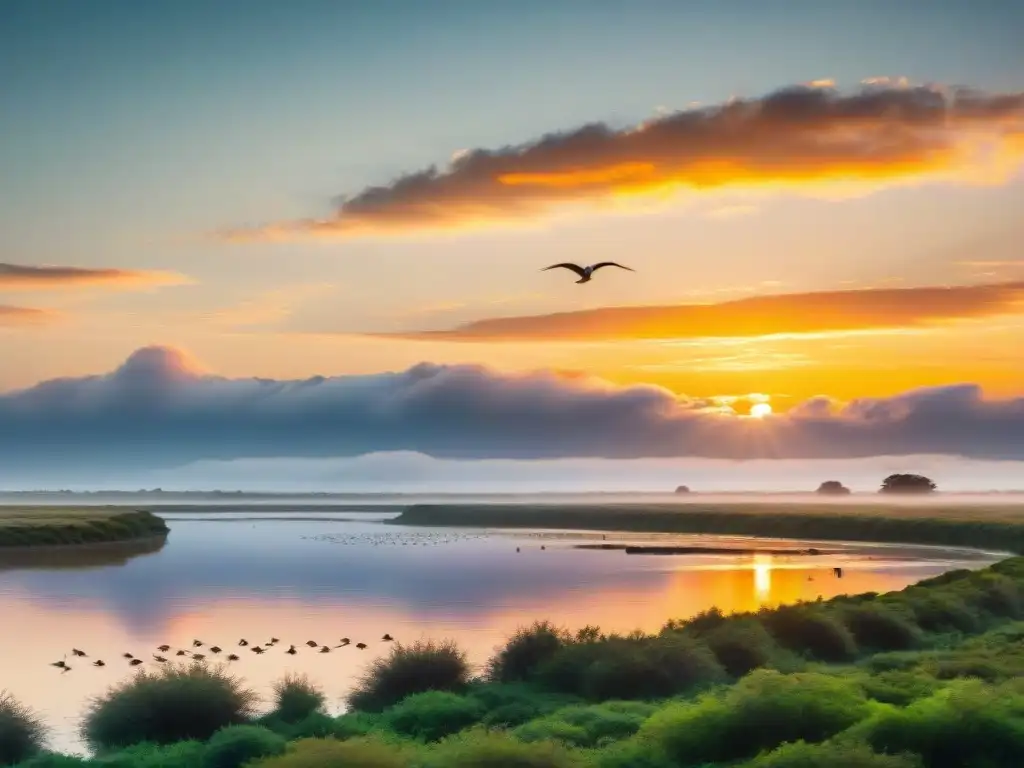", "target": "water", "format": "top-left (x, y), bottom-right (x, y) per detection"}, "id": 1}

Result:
top-left (0, 510), bottom-right (1004, 753)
